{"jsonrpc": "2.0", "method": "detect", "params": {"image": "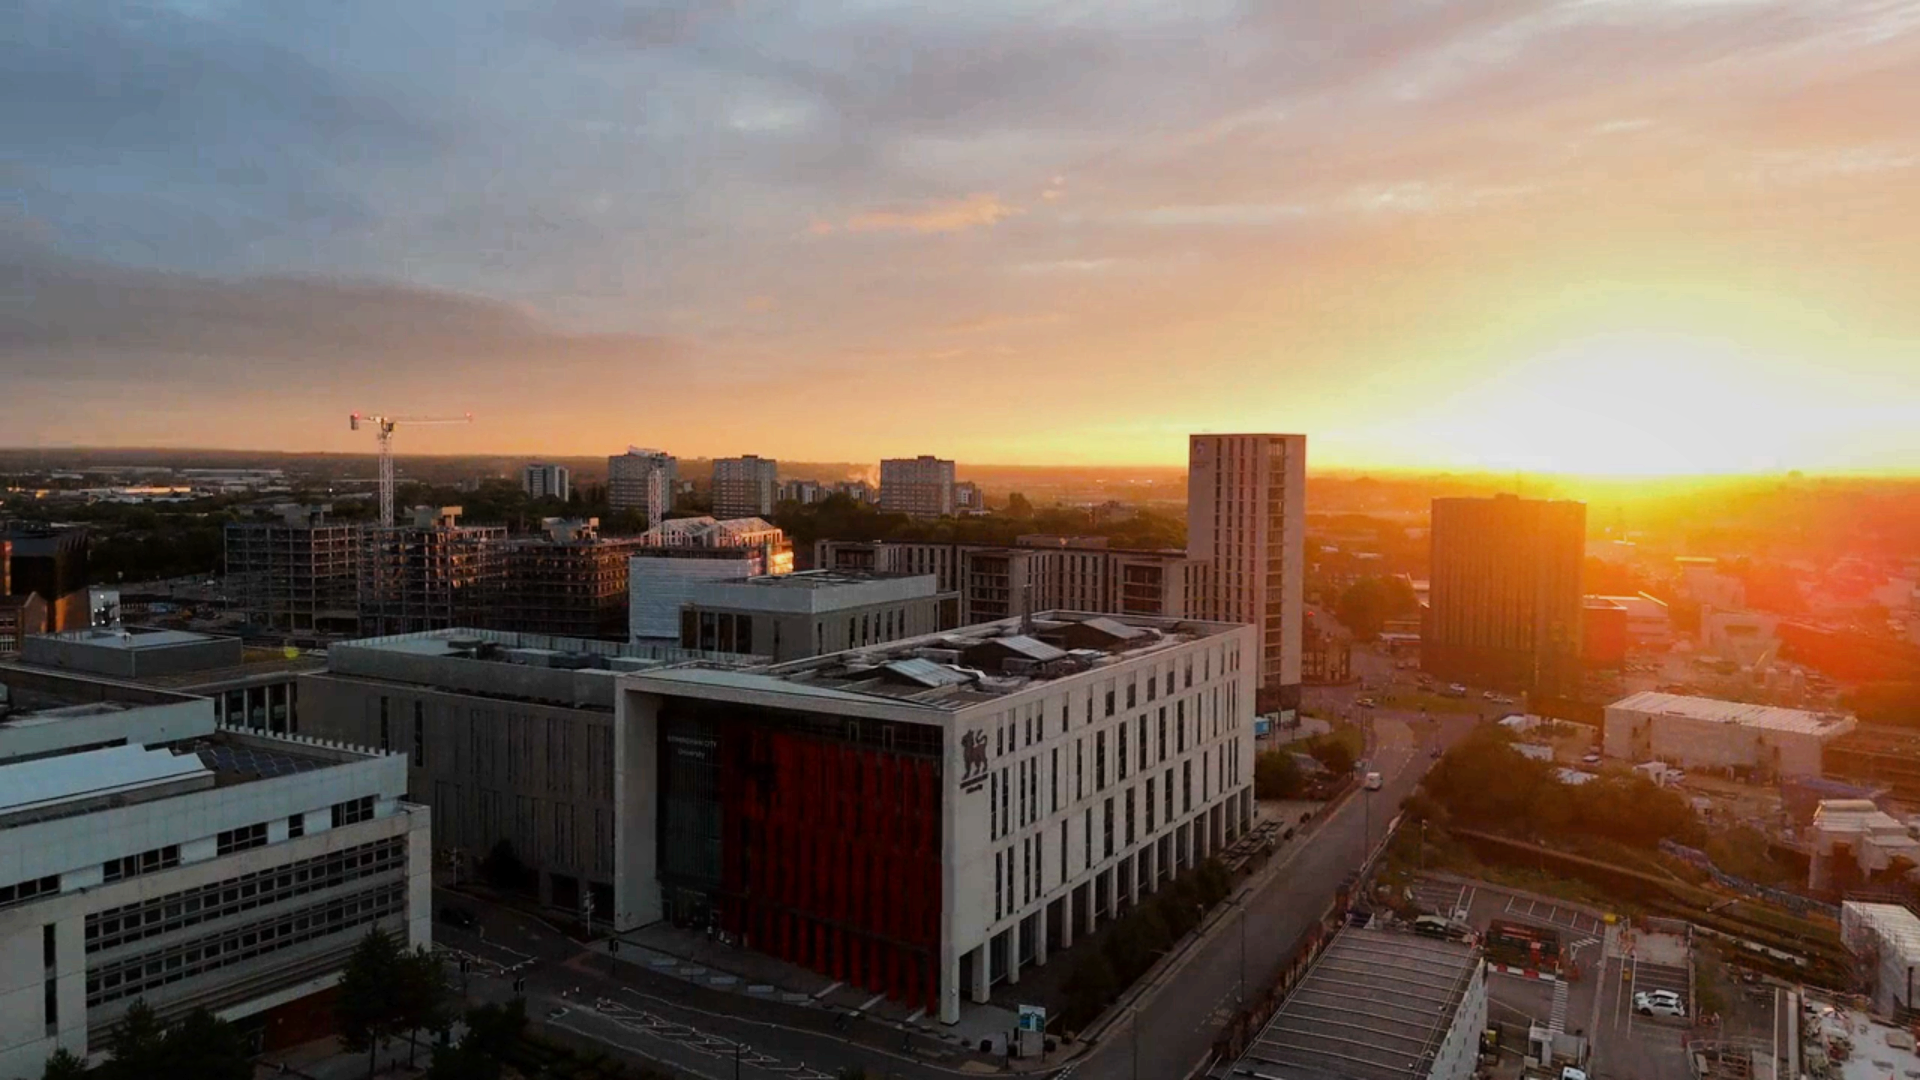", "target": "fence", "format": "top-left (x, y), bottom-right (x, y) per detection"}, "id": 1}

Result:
top-left (1657, 840), bottom-right (1840, 920)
